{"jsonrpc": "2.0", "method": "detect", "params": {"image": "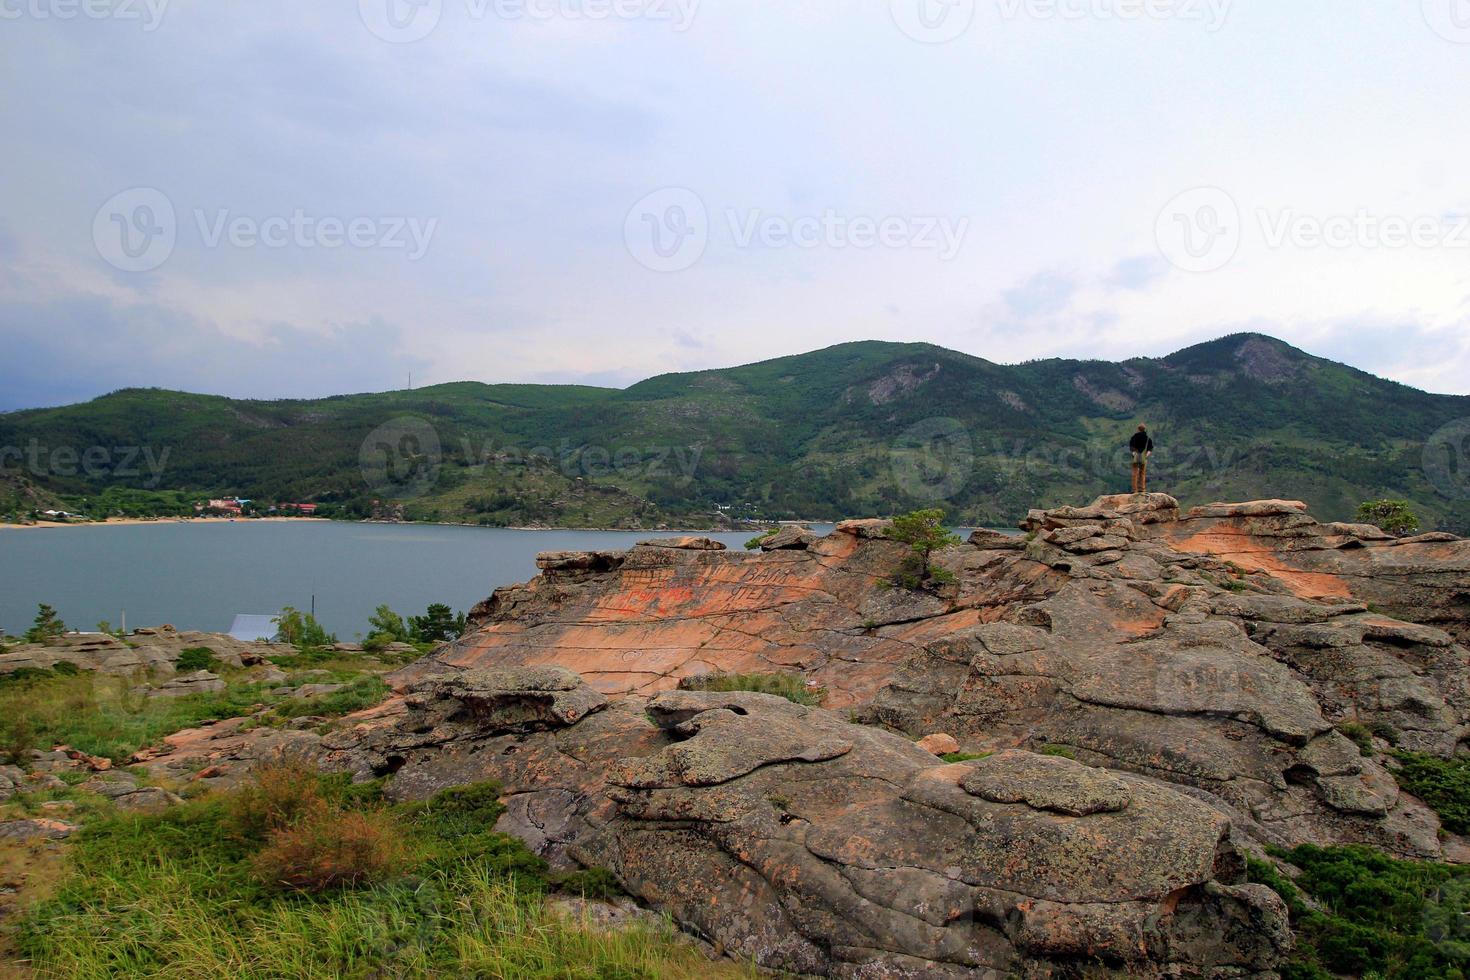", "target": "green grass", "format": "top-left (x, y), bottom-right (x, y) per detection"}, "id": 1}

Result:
top-left (16, 776), bottom-right (753, 979)
top-left (175, 648), bottom-right (222, 673)
top-left (1249, 845), bottom-right (1470, 979)
top-left (678, 672), bottom-right (826, 706)
top-left (264, 676), bottom-right (389, 723)
top-left (1037, 744), bottom-right (1077, 760)
top-left (939, 751), bottom-right (993, 764)
top-left (0, 661), bottom-right (394, 765)
top-left (1390, 752), bottom-right (1470, 834)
